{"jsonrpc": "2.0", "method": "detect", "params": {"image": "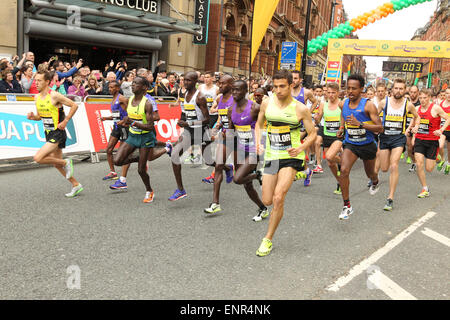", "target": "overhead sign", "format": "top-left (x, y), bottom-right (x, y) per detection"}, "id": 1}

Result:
top-left (382, 61), bottom-right (423, 73)
top-left (307, 59), bottom-right (318, 67)
top-left (280, 42), bottom-right (300, 71)
top-left (193, 0), bottom-right (211, 45)
top-left (88, 0), bottom-right (159, 14)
